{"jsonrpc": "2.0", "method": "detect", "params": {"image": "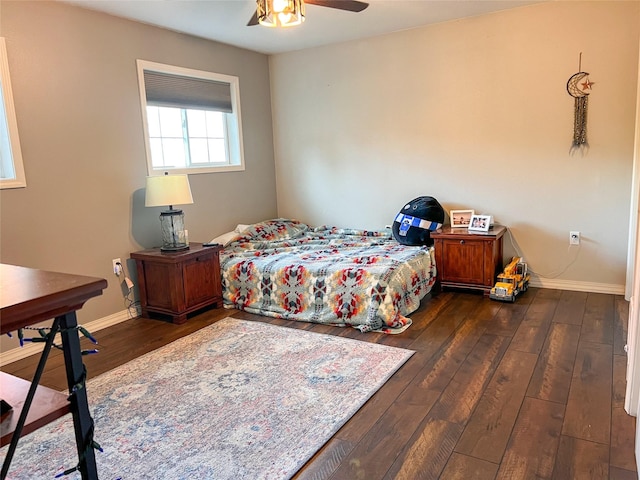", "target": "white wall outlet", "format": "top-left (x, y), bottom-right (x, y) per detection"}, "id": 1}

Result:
top-left (112, 258), bottom-right (122, 275)
top-left (569, 231), bottom-right (580, 245)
